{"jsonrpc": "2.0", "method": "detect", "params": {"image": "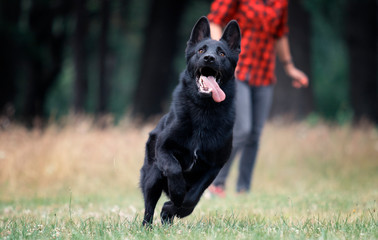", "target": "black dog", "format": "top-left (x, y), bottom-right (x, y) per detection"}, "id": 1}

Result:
top-left (140, 16), bottom-right (241, 226)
